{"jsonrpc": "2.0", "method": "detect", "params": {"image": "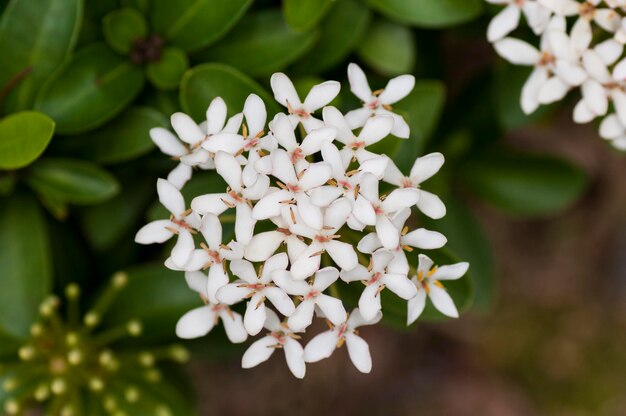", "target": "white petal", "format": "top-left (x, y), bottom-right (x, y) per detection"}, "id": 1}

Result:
top-left (244, 293), bottom-right (267, 336)
top-left (360, 156), bottom-right (389, 179)
top-left (538, 76), bottom-right (570, 104)
top-left (185, 271), bottom-right (208, 294)
top-left (288, 299), bottom-right (316, 331)
top-left (345, 333), bottom-right (373, 373)
top-left (167, 163), bottom-right (193, 190)
top-left (223, 113), bottom-right (243, 134)
top-left (583, 50), bottom-right (611, 82)
top-left (180, 148), bottom-right (210, 166)
top-left (553, 60), bottom-right (587, 86)
top-left (300, 127), bottom-right (336, 156)
top-left (290, 244), bottom-right (322, 280)
top-left (358, 115), bottom-right (394, 145)
top-left (235, 203), bottom-right (255, 245)
top-left (381, 188), bottom-right (420, 213)
top-left (386, 111), bottom-right (411, 138)
top-left (218, 309), bottom-right (248, 343)
top-left (171, 229), bottom-right (194, 268)
top-left (407, 289), bottom-right (427, 325)
top-left (263, 286), bottom-right (295, 316)
top-left (322, 106), bottom-right (356, 144)
top-left (403, 228), bottom-right (447, 249)
top-left (347, 63), bottom-right (373, 102)
top-left (215, 151), bottom-right (242, 192)
top-left (283, 338), bottom-right (306, 379)
top-left (340, 264), bottom-right (370, 283)
top-left (376, 215), bottom-right (400, 250)
top-left (216, 283), bottom-right (250, 305)
top-left (243, 94), bottom-right (267, 136)
top-left (201, 133), bottom-right (246, 154)
top-left (521, 67), bottom-right (549, 114)
top-left (417, 254), bottom-right (434, 275)
top-left (206, 97), bottom-right (227, 135)
top-left (295, 194), bottom-right (324, 230)
top-left (595, 9), bottom-right (621, 32)
top-left (312, 267), bottom-right (340, 291)
top-left (241, 335), bottom-right (276, 368)
top-left (191, 193), bottom-right (229, 216)
top-left (271, 149), bottom-right (298, 184)
top-left (316, 294), bottom-right (347, 326)
top-left (176, 306), bottom-right (216, 339)
top-left (135, 220), bottom-right (175, 244)
top-left (382, 273), bottom-right (417, 300)
top-left (383, 160), bottom-right (404, 186)
top-left (357, 233), bottom-right (382, 254)
top-left (599, 114), bottom-right (624, 139)
top-left (200, 213), bottom-right (222, 249)
top-left (171, 112), bottom-right (205, 145)
top-left (150, 127), bottom-right (187, 157)
top-left (487, 4), bottom-right (521, 42)
top-left (207, 264), bottom-right (229, 304)
top-left (304, 330), bottom-right (338, 362)
top-left (428, 284), bottom-right (459, 318)
top-left (573, 100), bottom-right (596, 124)
top-left (379, 75), bottom-right (415, 104)
top-left (596, 39), bottom-right (623, 66)
top-left (252, 189), bottom-right (292, 220)
top-left (410, 152), bottom-right (445, 184)
top-left (347, 308), bottom-right (381, 328)
top-left (352, 195), bottom-right (376, 226)
top-left (432, 262), bottom-right (470, 281)
top-left (570, 18), bottom-right (592, 55)
top-left (271, 113), bottom-right (298, 151)
top-left (323, 197), bottom-right (352, 230)
top-left (416, 190), bottom-right (446, 219)
top-left (157, 178), bottom-right (185, 217)
top-left (612, 90), bottom-right (626, 126)
top-left (272, 270), bottom-right (309, 295)
top-left (344, 107), bottom-right (373, 129)
top-left (298, 163), bottom-right (332, 191)
top-left (310, 186), bottom-right (343, 207)
top-left (244, 231), bottom-right (285, 261)
top-left (325, 240), bottom-right (358, 271)
top-left (270, 72), bottom-right (301, 108)
top-left (493, 38), bottom-right (540, 65)
top-left (303, 81), bottom-right (341, 112)
top-left (359, 283), bottom-right (382, 322)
